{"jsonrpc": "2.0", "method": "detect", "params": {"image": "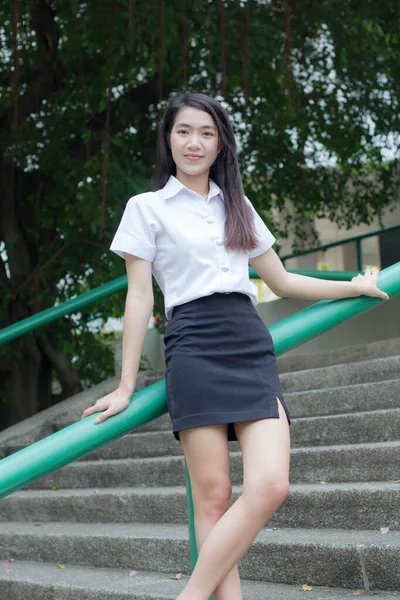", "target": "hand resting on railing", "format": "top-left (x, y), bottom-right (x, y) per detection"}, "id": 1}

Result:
top-left (80, 381), bottom-right (133, 424)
